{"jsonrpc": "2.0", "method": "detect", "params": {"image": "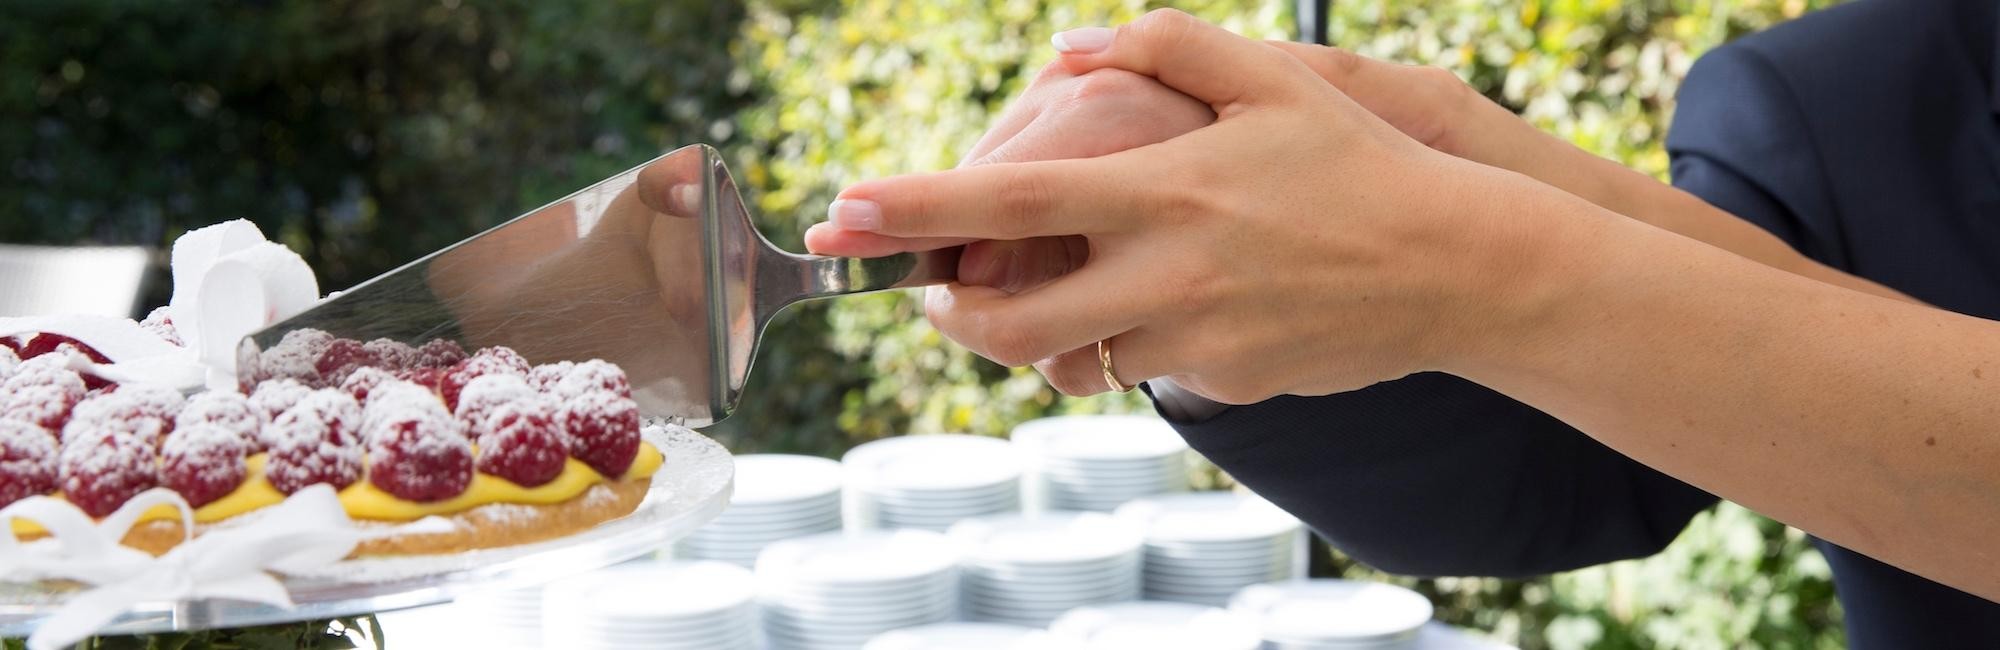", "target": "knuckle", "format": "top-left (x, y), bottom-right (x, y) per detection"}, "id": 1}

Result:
top-left (993, 169), bottom-right (1054, 238)
top-left (1321, 46), bottom-right (1363, 80)
top-left (979, 316), bottom-right (1044, 367)
top-left (1068, 68), bottom-right (1148, 102)
top-left (1038, 357), bottom-right (1098, 397)
top-left (1030, 59), bottom-right (1071, 86)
